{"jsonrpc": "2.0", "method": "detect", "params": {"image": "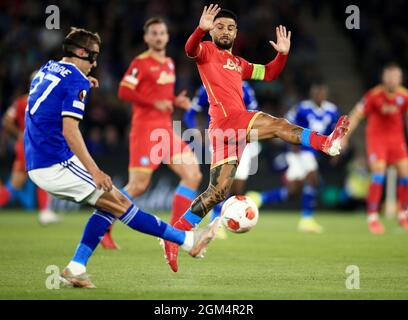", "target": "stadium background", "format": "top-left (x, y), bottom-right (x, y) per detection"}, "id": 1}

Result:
top-left (0, 0), bottom-right (407, 212)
